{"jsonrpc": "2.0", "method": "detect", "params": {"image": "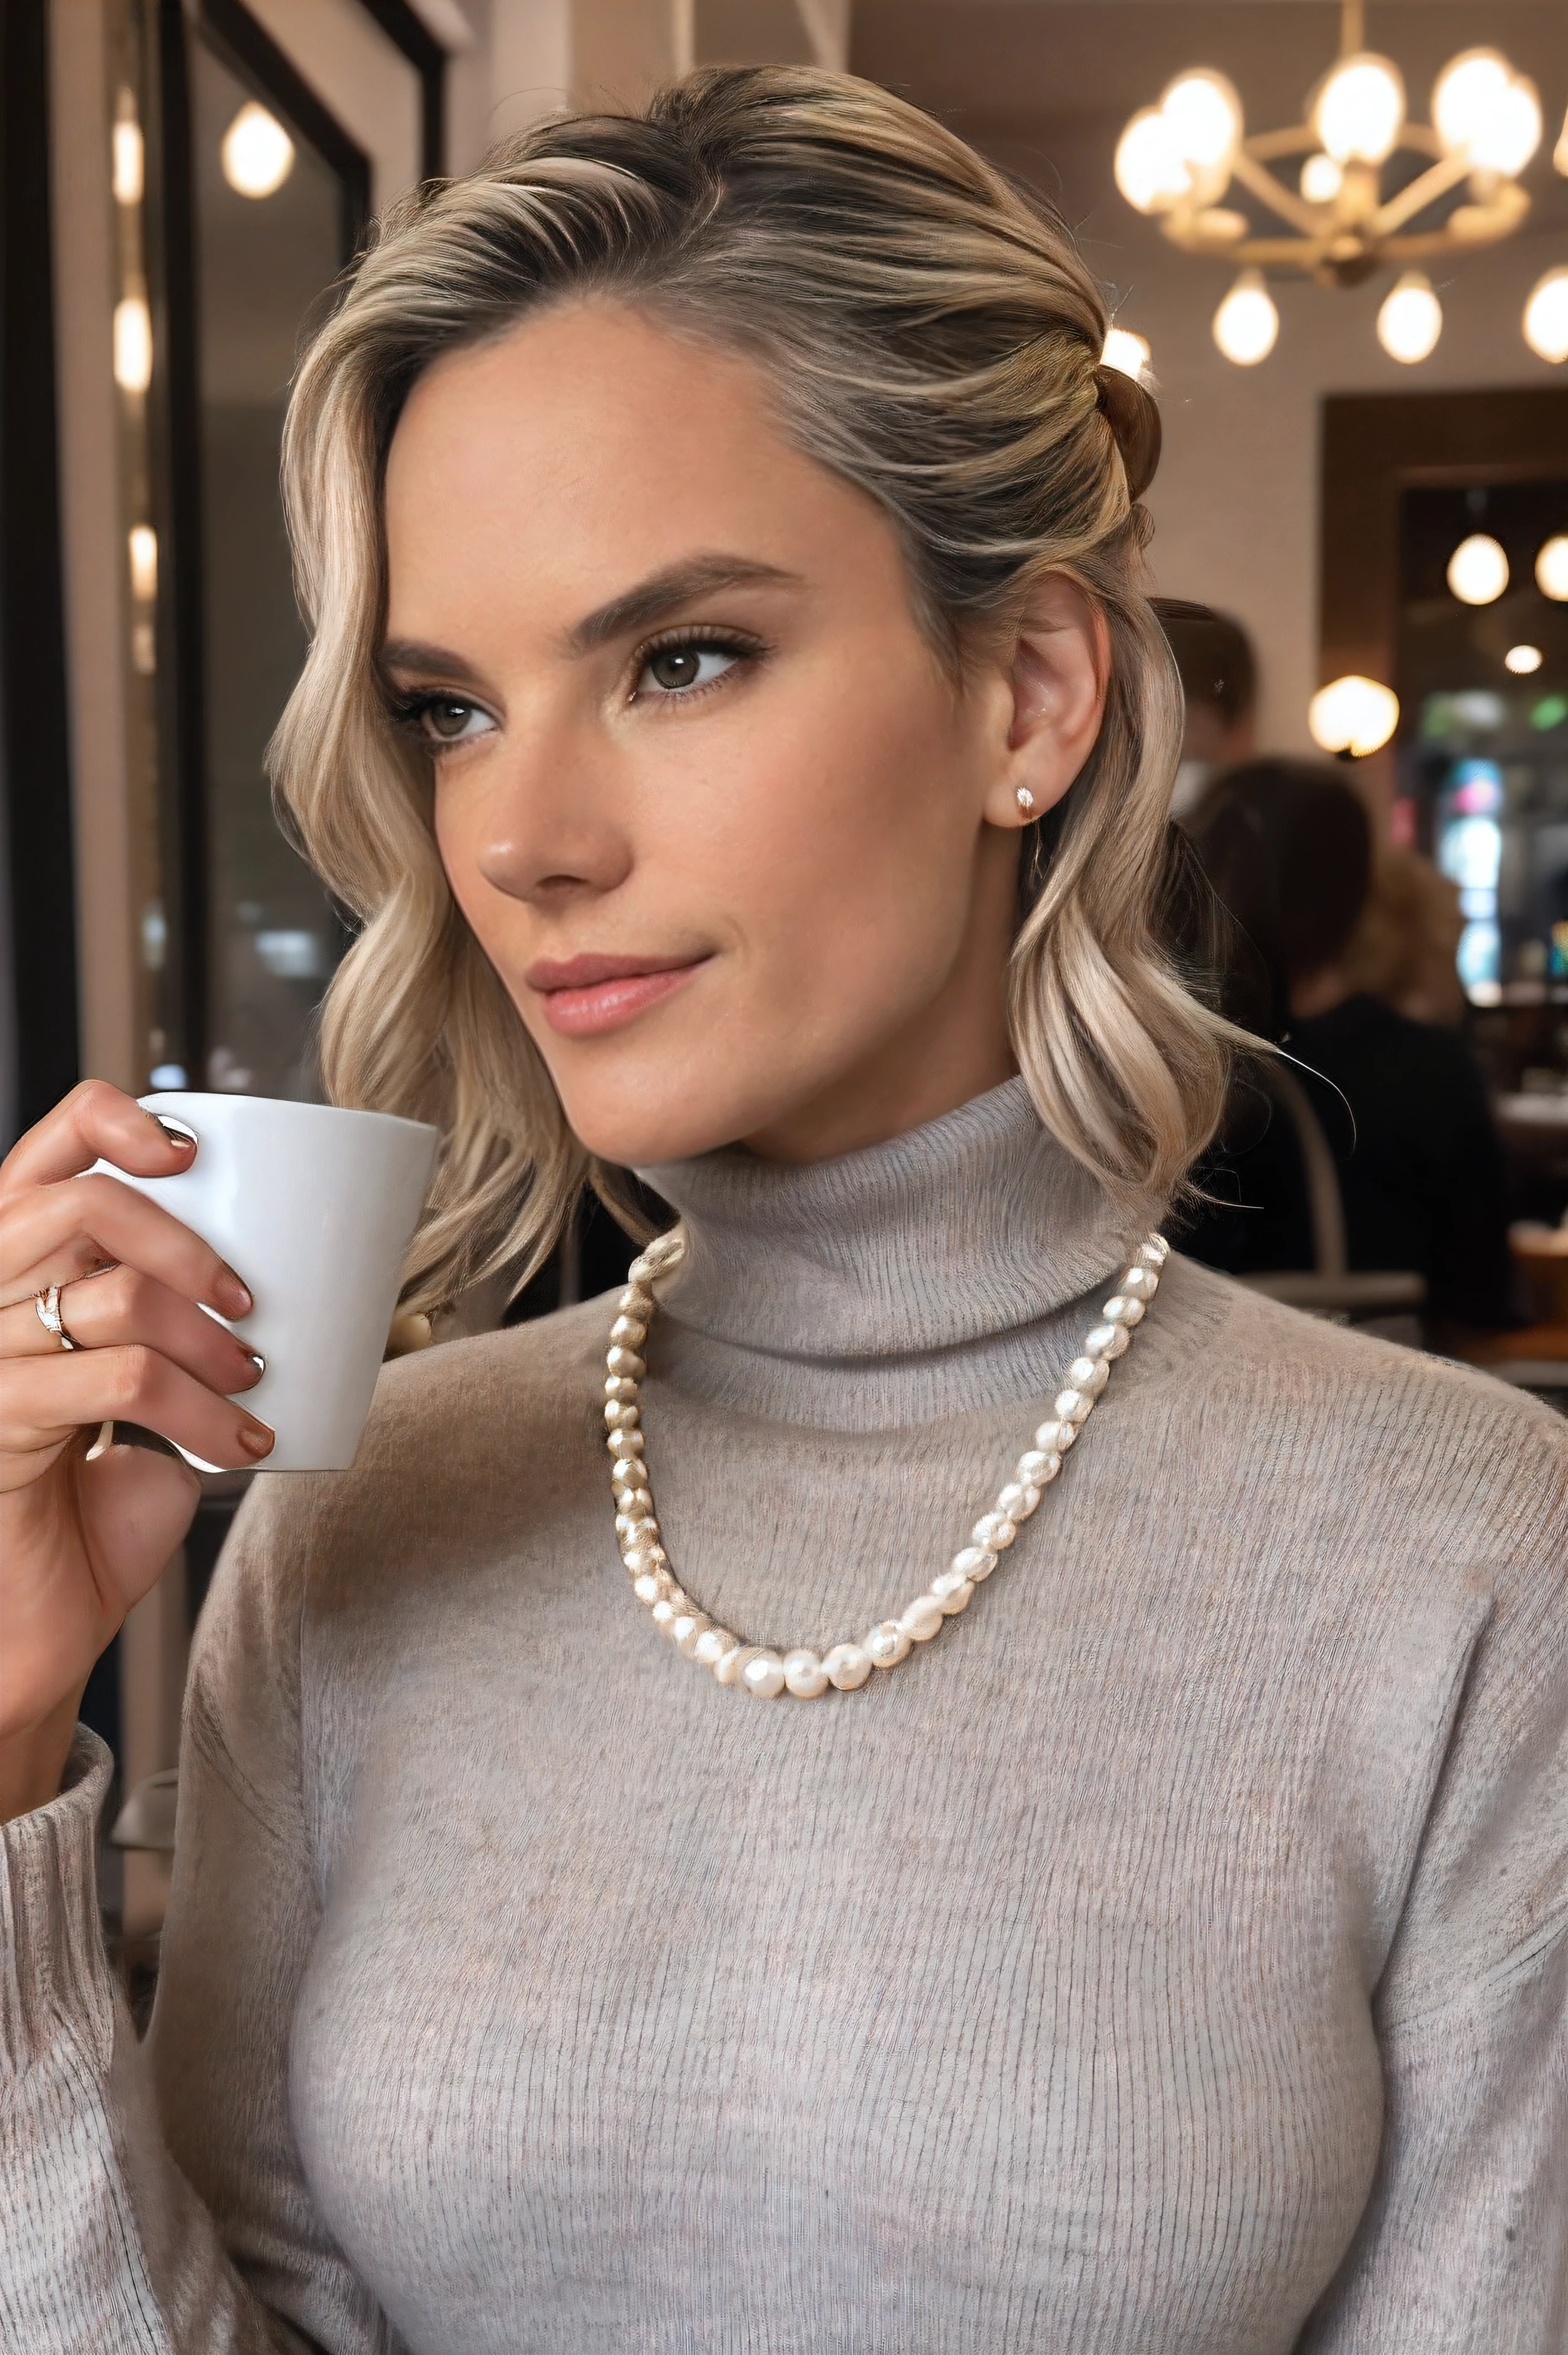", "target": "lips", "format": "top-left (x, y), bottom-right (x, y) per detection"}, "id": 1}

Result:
top-left (526, 951), bottom-right (710, 1039)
